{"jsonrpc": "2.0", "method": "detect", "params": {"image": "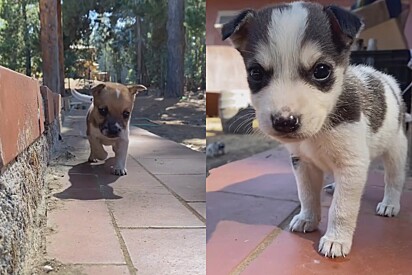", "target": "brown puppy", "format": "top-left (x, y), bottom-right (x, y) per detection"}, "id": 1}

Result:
top-left (72, 82), bottom-right (146, 175)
